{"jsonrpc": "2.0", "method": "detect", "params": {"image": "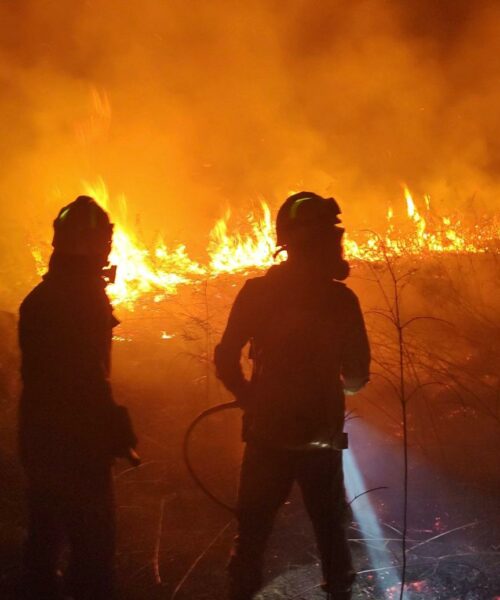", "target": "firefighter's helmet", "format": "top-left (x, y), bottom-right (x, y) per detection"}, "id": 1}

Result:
top-left (276, 191), bottom-right (349, 280)
top-left (52, 196), bottom-right (113, 257)
top-left (276, 192), bottom-right (342, 247)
